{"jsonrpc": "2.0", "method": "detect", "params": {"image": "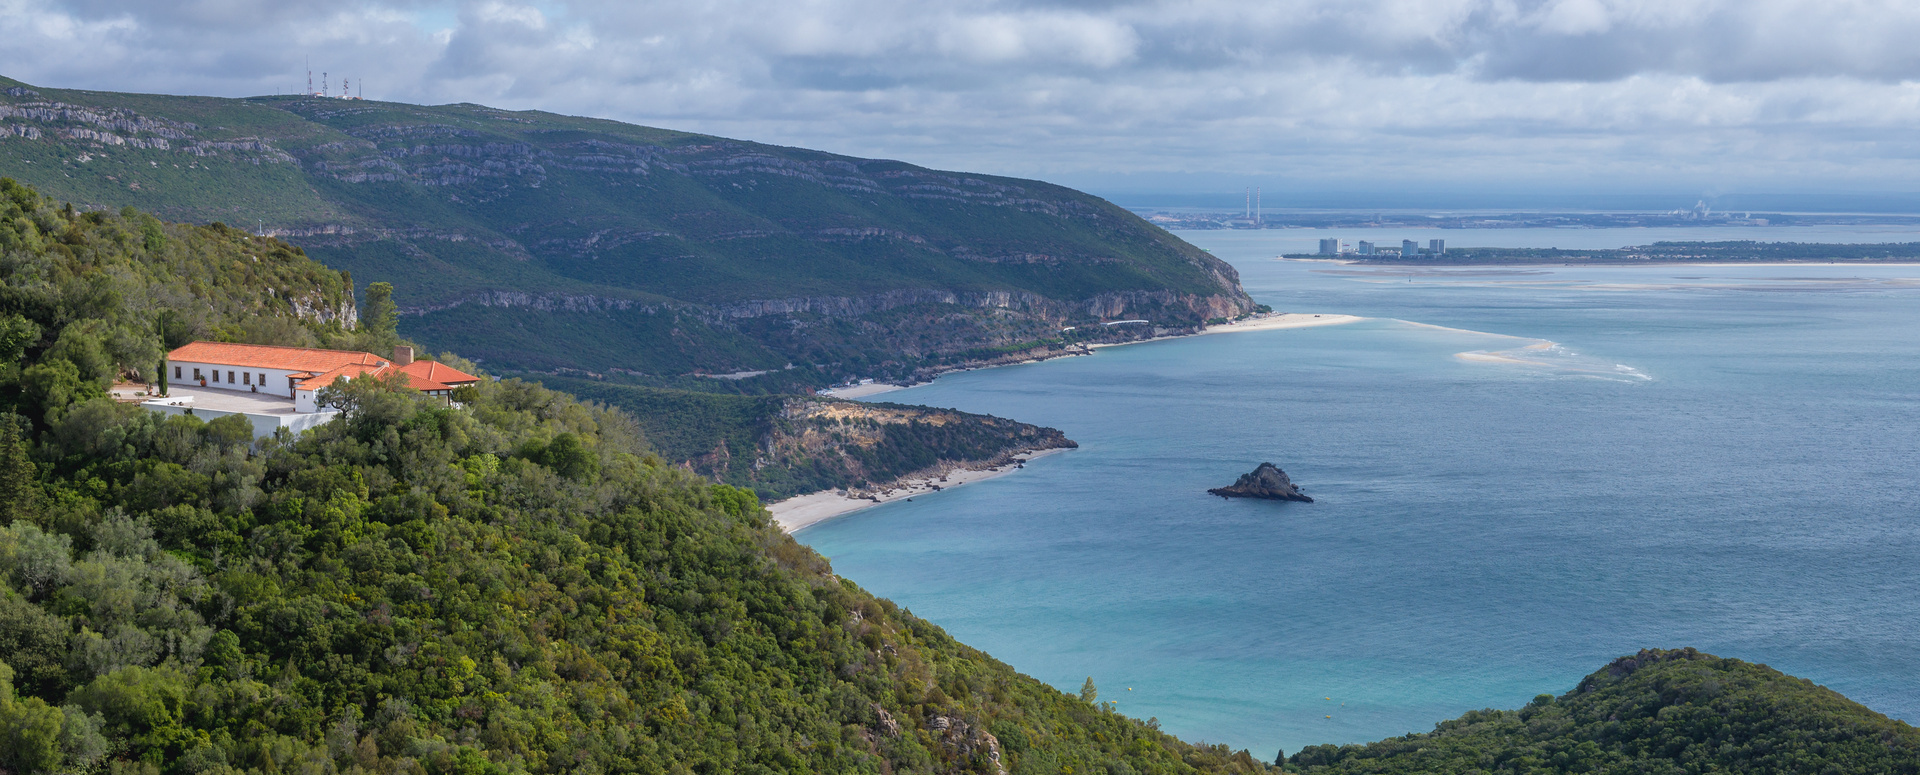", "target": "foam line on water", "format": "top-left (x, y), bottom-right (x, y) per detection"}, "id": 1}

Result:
top-left (1386, 318), bottom-right (1652, 382)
